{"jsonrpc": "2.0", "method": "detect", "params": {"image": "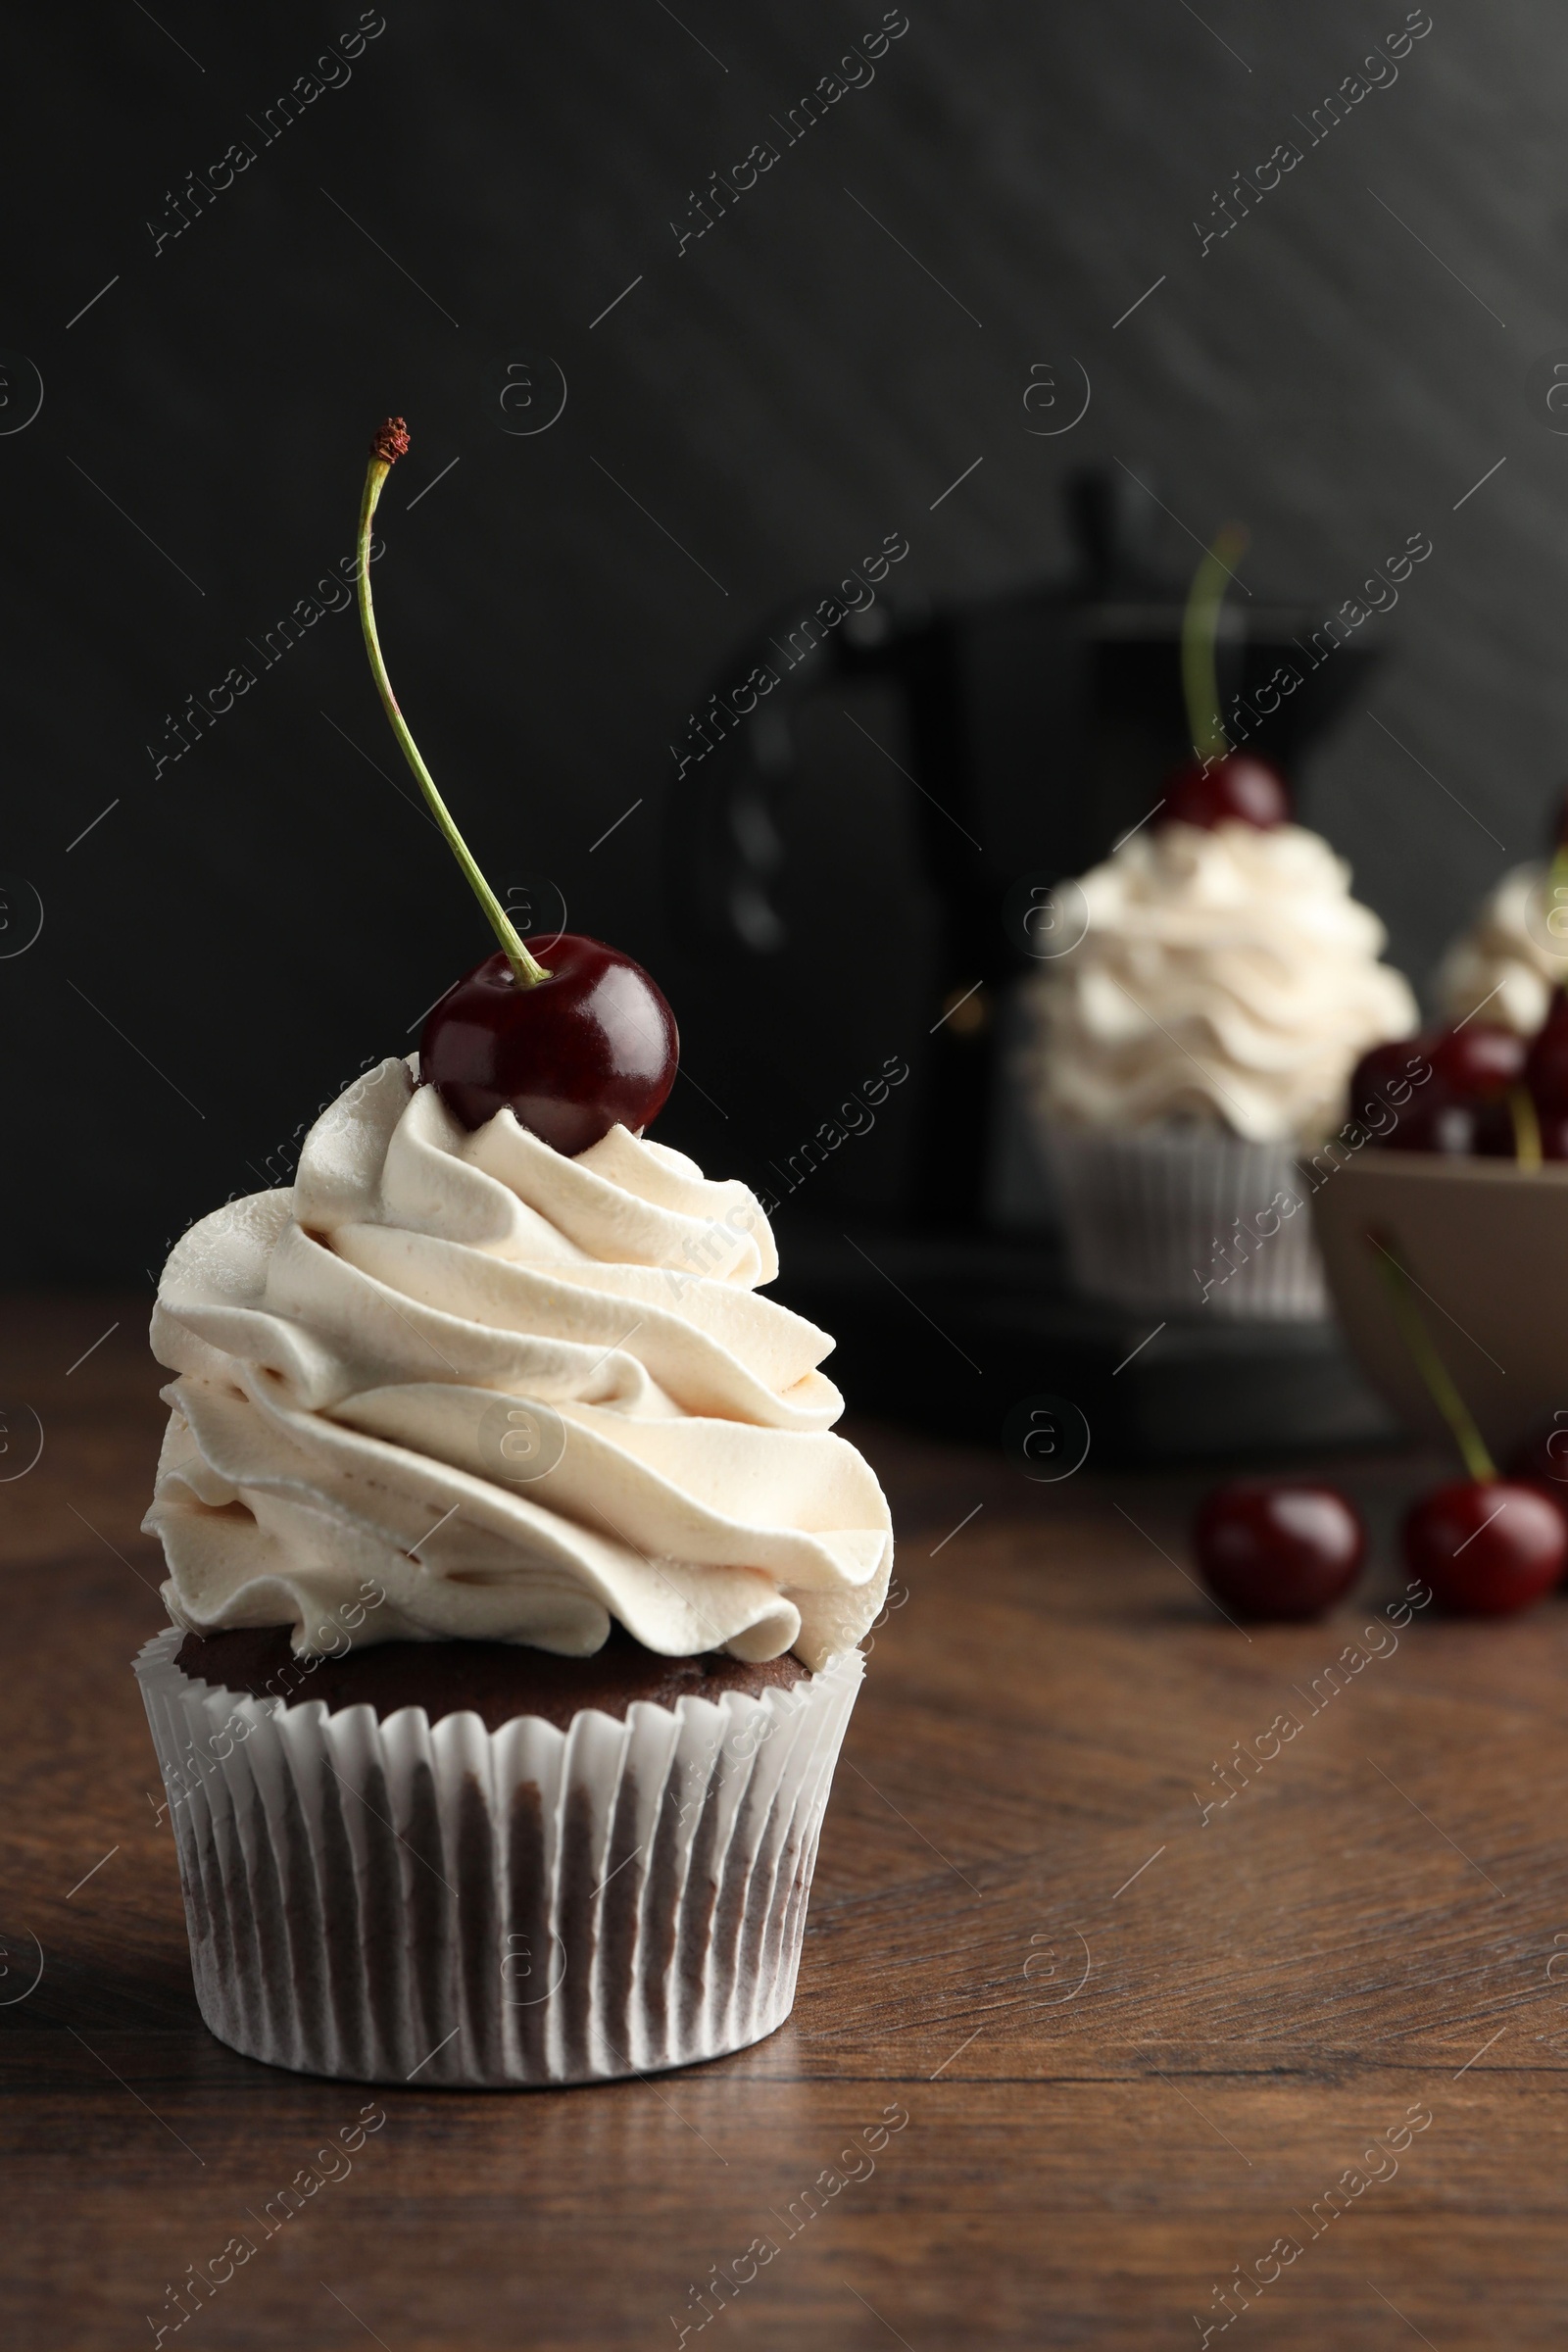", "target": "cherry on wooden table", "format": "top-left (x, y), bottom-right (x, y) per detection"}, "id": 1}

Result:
top-left (1193, 1481), bottom-right (1364, 1621)
top-left (1401, 1478), bottom-right (1567, 1615)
